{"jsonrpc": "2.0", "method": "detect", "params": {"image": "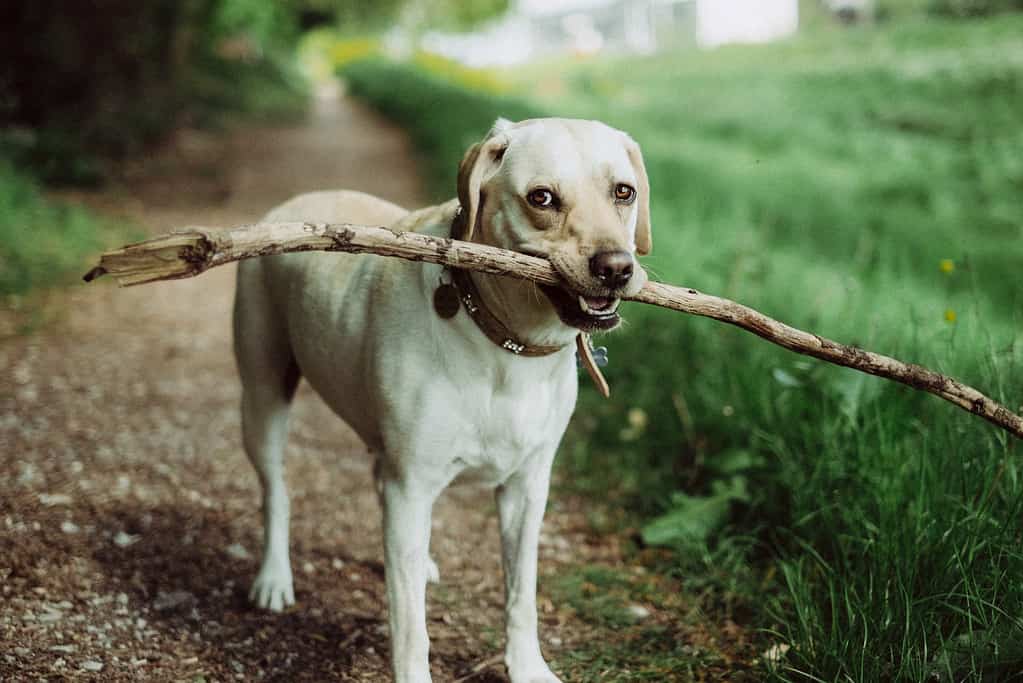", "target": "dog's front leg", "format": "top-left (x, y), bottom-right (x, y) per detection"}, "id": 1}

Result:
top-left (497, 461), bottom-right (562, 683)
top-left (382, 476), bottom-right (436, 683)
